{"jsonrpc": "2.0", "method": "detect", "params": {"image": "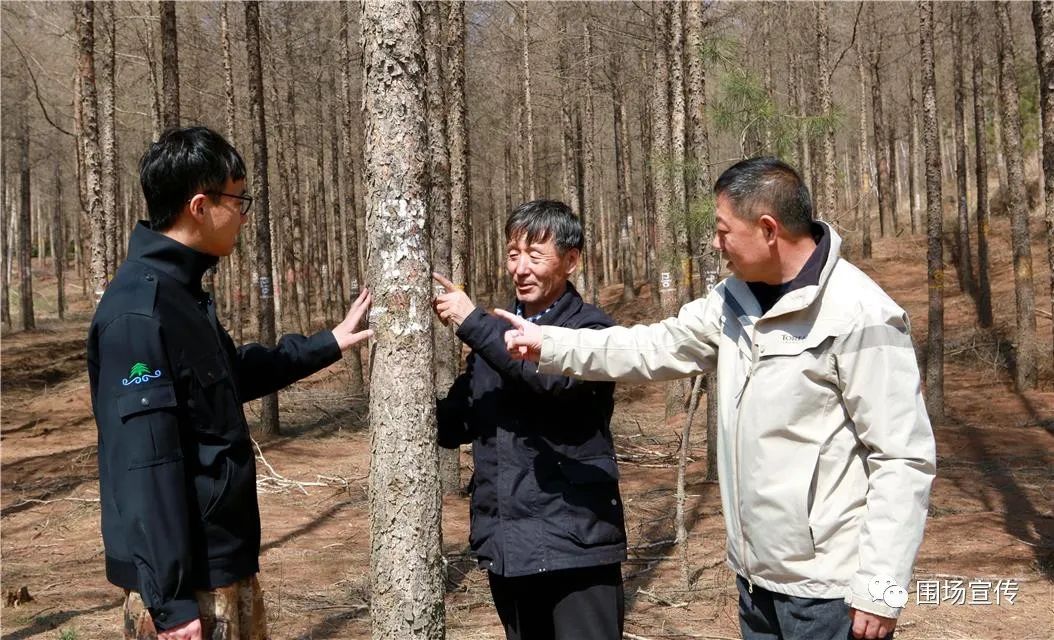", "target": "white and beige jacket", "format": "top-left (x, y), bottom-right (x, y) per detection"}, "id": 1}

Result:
top-left (537, 224), bottom-right (936, 618)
